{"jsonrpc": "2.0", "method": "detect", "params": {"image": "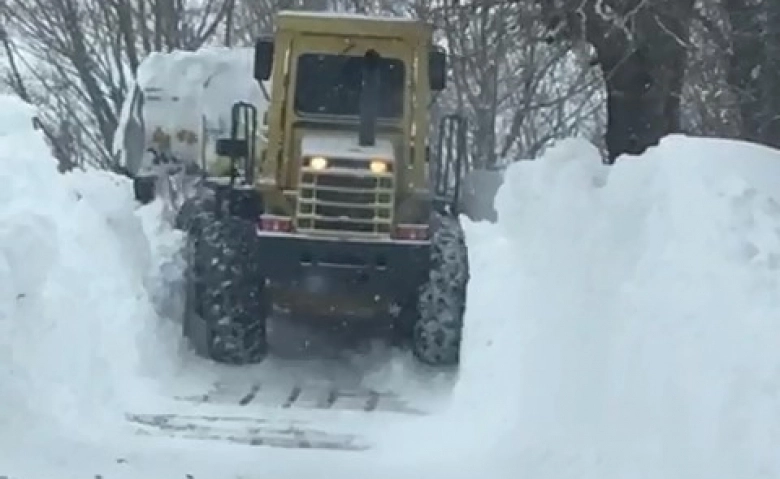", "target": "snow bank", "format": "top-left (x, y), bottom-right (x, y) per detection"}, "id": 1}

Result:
top-left (445, 135), bottom-right (780, 478)
top-left (0, 96), bottom-right (175, 441)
